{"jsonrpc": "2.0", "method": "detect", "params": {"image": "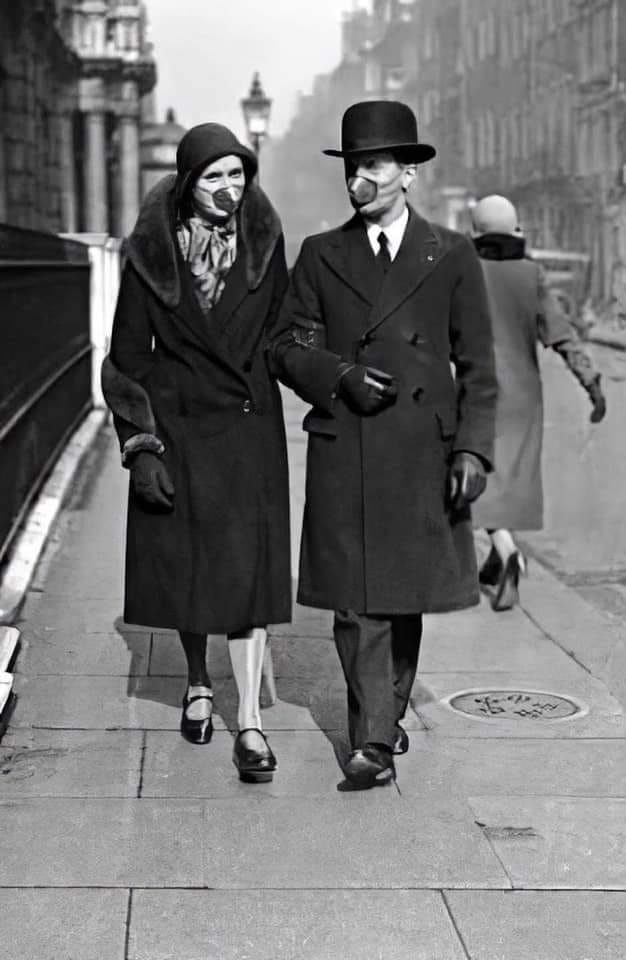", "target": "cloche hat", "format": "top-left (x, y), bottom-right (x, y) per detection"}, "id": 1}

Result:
top-left (323, 100), bottom-right (436, 164)
top-left (176, 123), bottom-right (258, 199)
